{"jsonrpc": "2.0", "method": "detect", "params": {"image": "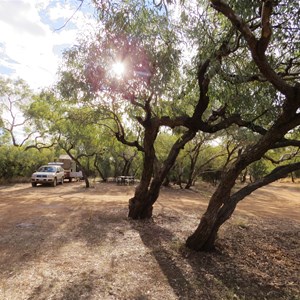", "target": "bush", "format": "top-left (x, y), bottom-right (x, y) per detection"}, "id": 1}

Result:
top-left (0, 146), bottom-right (54, 181)
top-left (249, 160), bottom-right (268, 181)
